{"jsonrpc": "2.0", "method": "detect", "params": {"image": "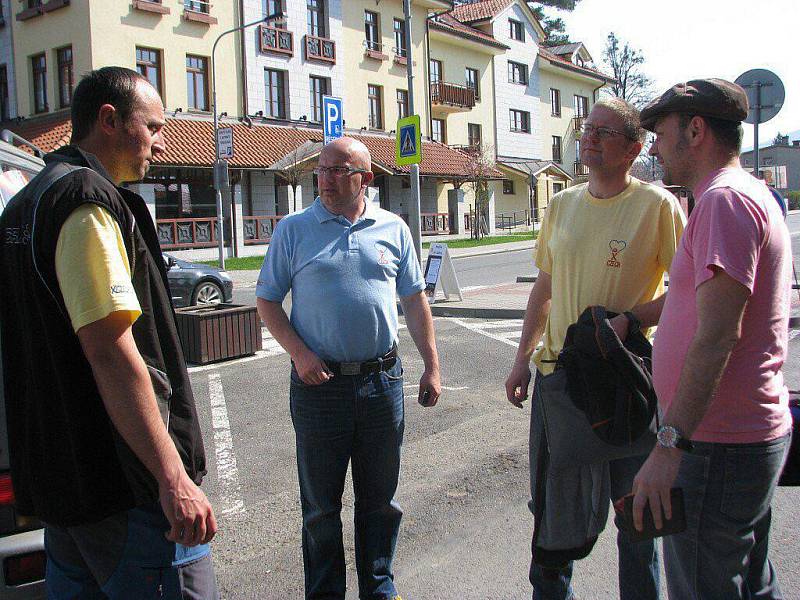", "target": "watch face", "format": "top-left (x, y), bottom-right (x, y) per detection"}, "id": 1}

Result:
top-left (657, 426), bottom-right (678, 448)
